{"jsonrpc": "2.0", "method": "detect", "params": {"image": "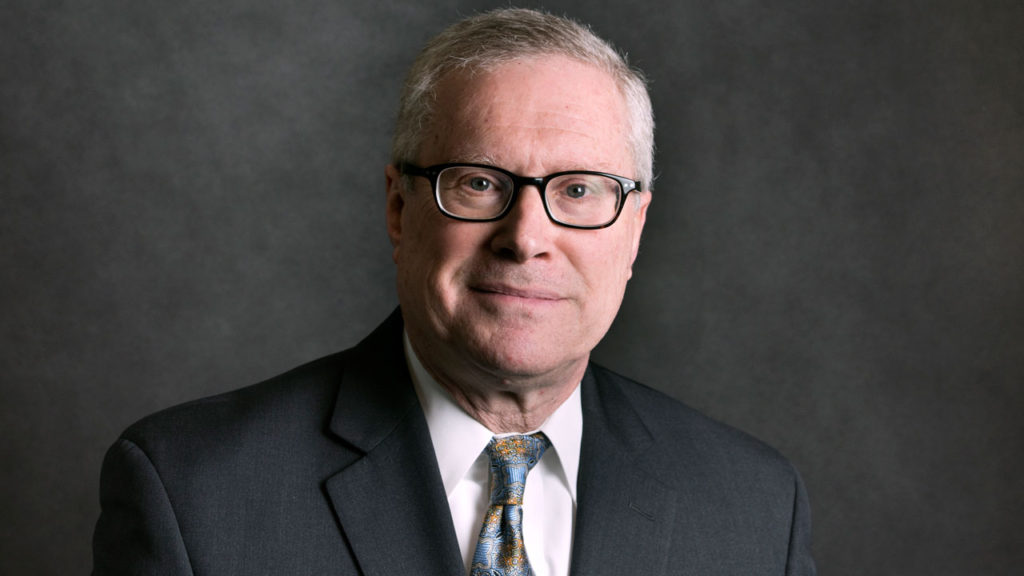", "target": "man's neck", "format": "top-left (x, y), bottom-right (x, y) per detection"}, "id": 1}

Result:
top-left (436, 375), bottom-right (581, 433)
top-left (404, 332), bottom-right (585, 433)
